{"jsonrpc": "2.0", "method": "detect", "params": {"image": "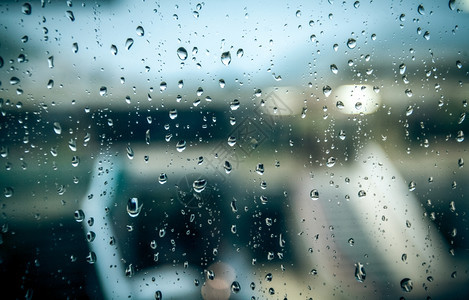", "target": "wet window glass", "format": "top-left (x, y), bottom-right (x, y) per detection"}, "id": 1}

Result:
top-left (1, 1), bottom-right (468, 299)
